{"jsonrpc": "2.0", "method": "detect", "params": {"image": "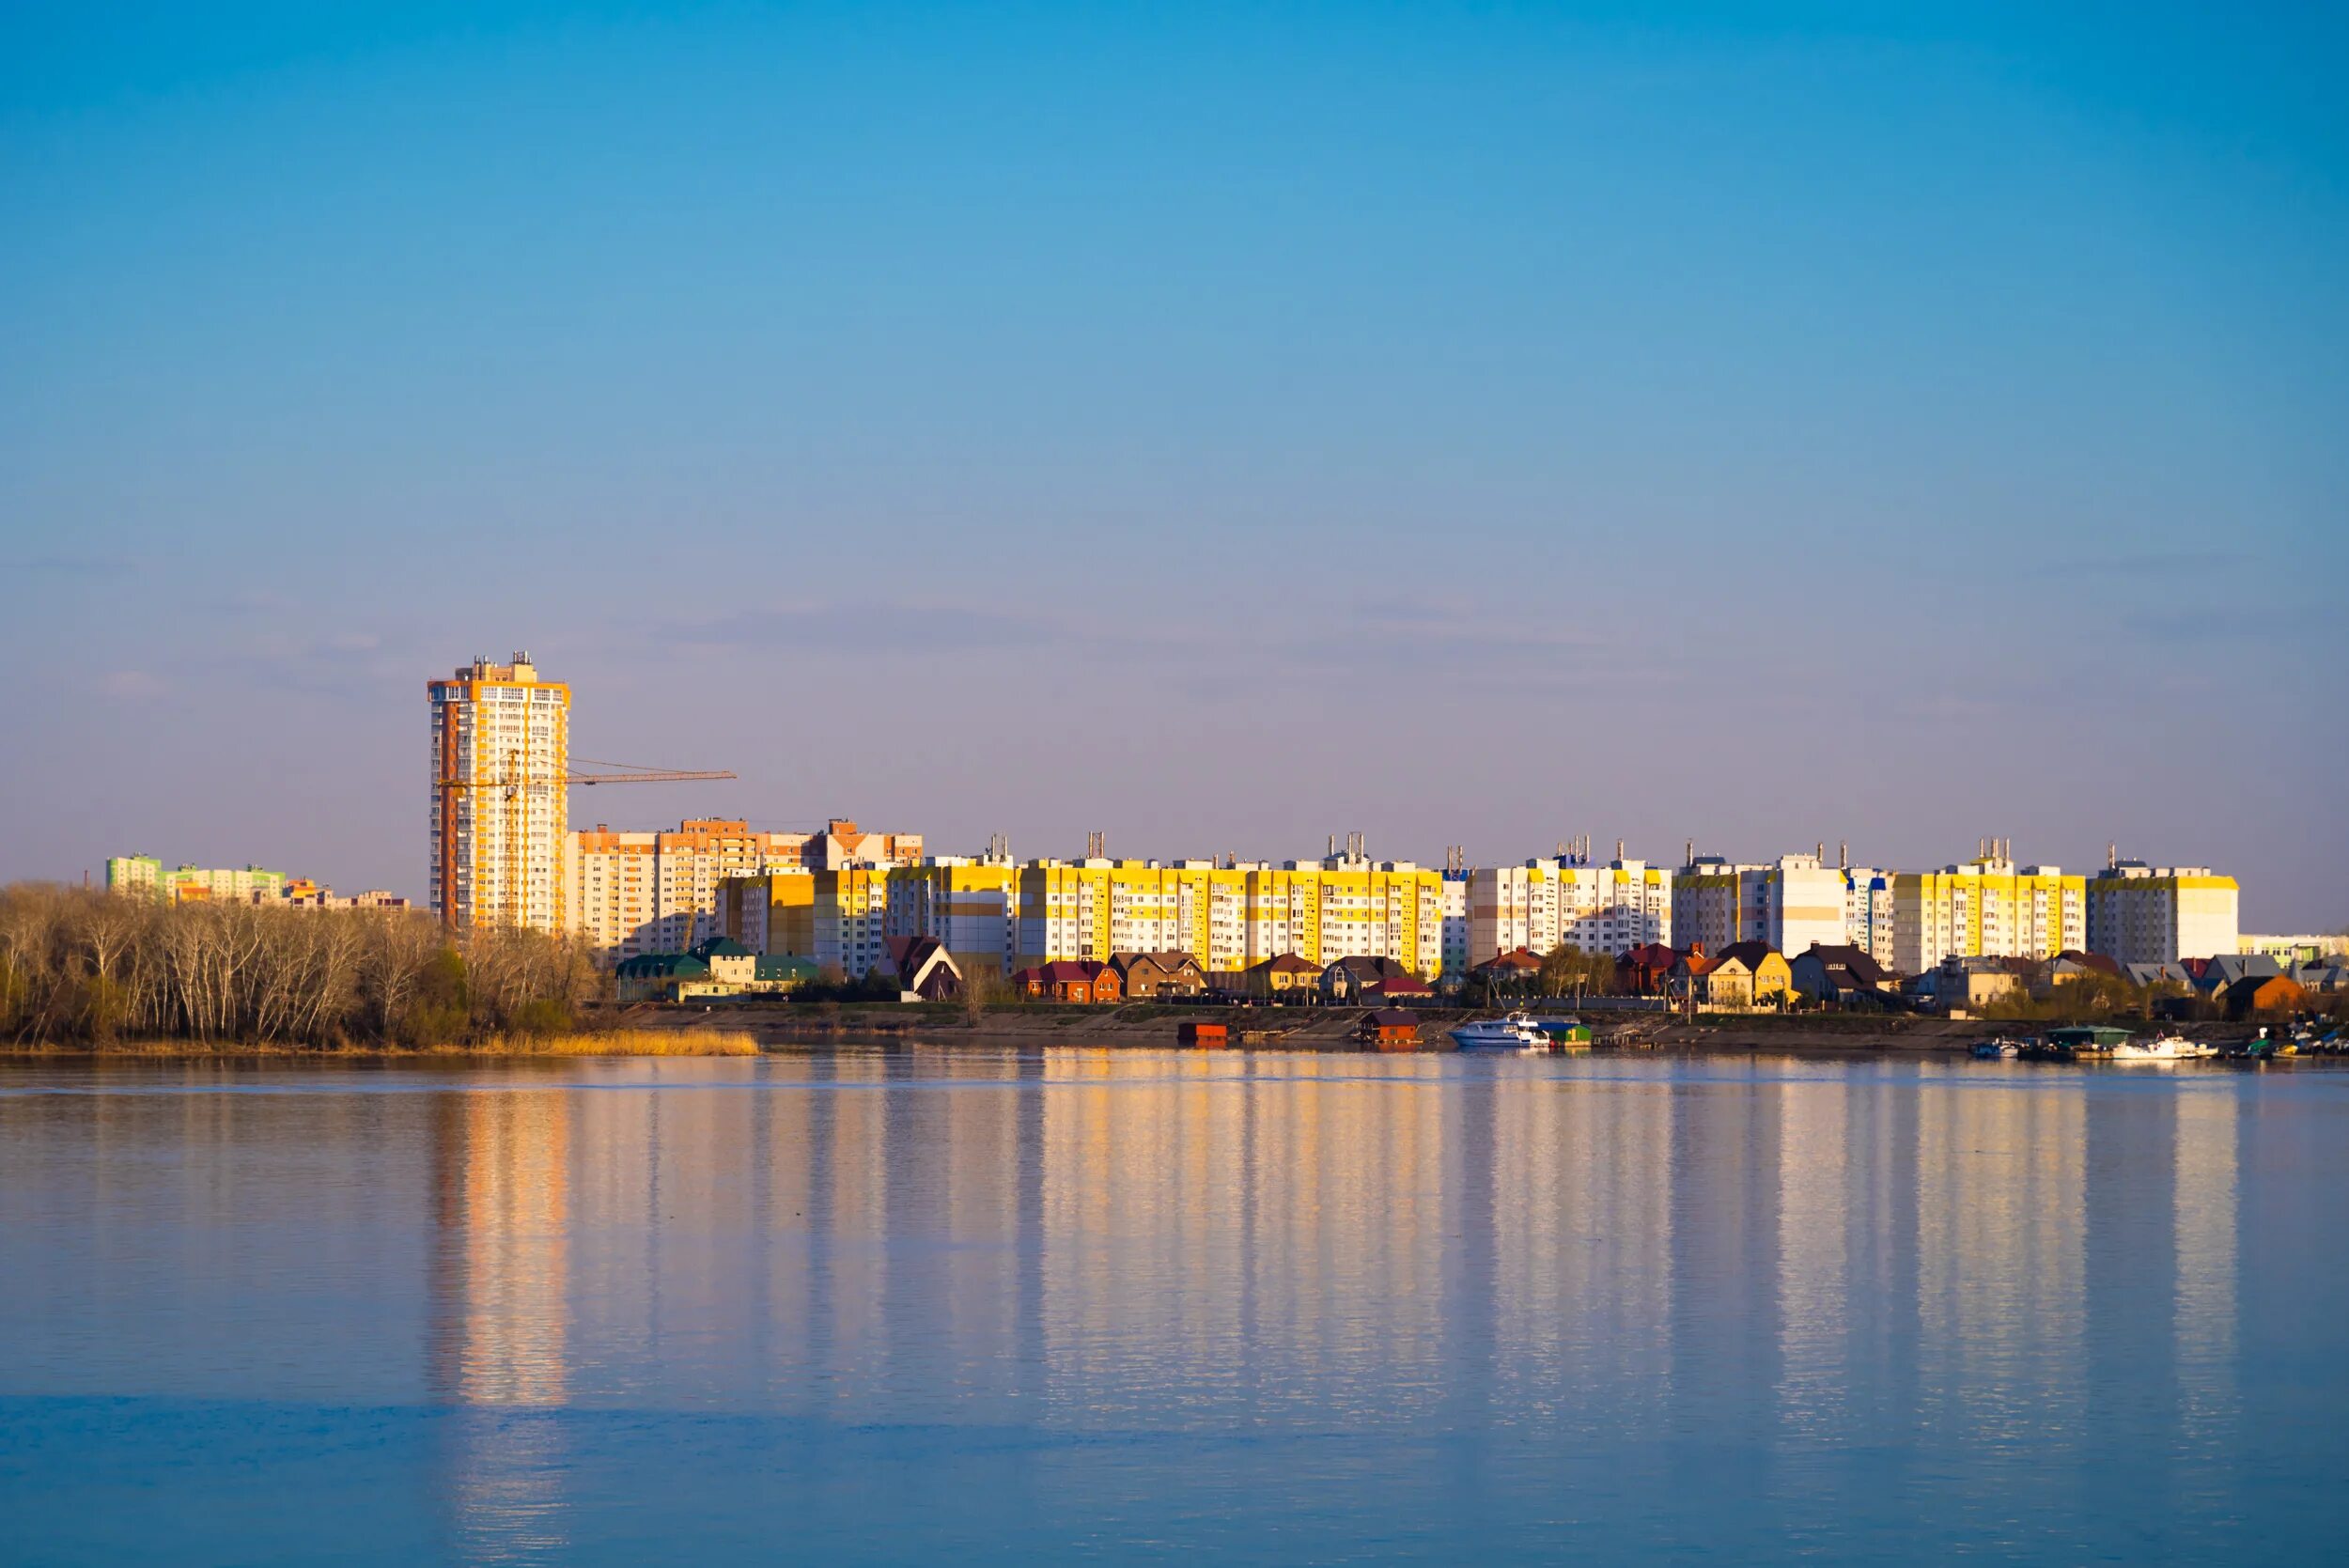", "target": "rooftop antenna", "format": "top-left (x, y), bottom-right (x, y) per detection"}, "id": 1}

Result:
top-left (1615, 837), bottom-right (1625, 862)
top-left (2108, 842), bottom-right (2118, 870)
